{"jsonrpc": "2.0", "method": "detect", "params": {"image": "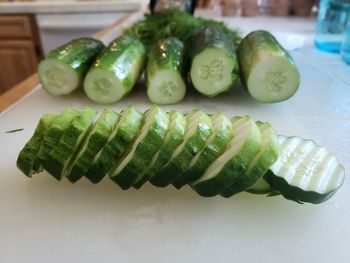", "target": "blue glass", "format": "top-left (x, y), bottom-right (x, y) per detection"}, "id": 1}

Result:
top-left (315, 0), bottom-right (350, 53)
top-left (341, 20), bottom-right (350, 64)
